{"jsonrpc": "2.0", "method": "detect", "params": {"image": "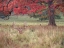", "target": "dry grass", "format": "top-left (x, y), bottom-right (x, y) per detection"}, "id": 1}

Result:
top-left (0, 24), bottom-right (64, 48)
